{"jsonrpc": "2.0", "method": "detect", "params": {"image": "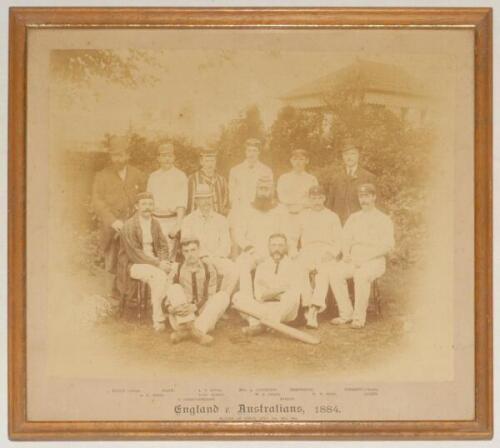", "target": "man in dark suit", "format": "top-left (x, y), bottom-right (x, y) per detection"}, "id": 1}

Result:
top-left (327, 141), bottom-right (376, 224)
top-left (92, 135), bottom-right (147, 282)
